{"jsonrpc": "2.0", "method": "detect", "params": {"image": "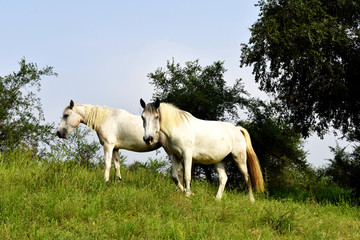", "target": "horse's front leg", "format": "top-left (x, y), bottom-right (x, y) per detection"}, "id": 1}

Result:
top-left (183, 151), bottom-right (193, 198)
top-left (104, 144), bottom-right (114, 182)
